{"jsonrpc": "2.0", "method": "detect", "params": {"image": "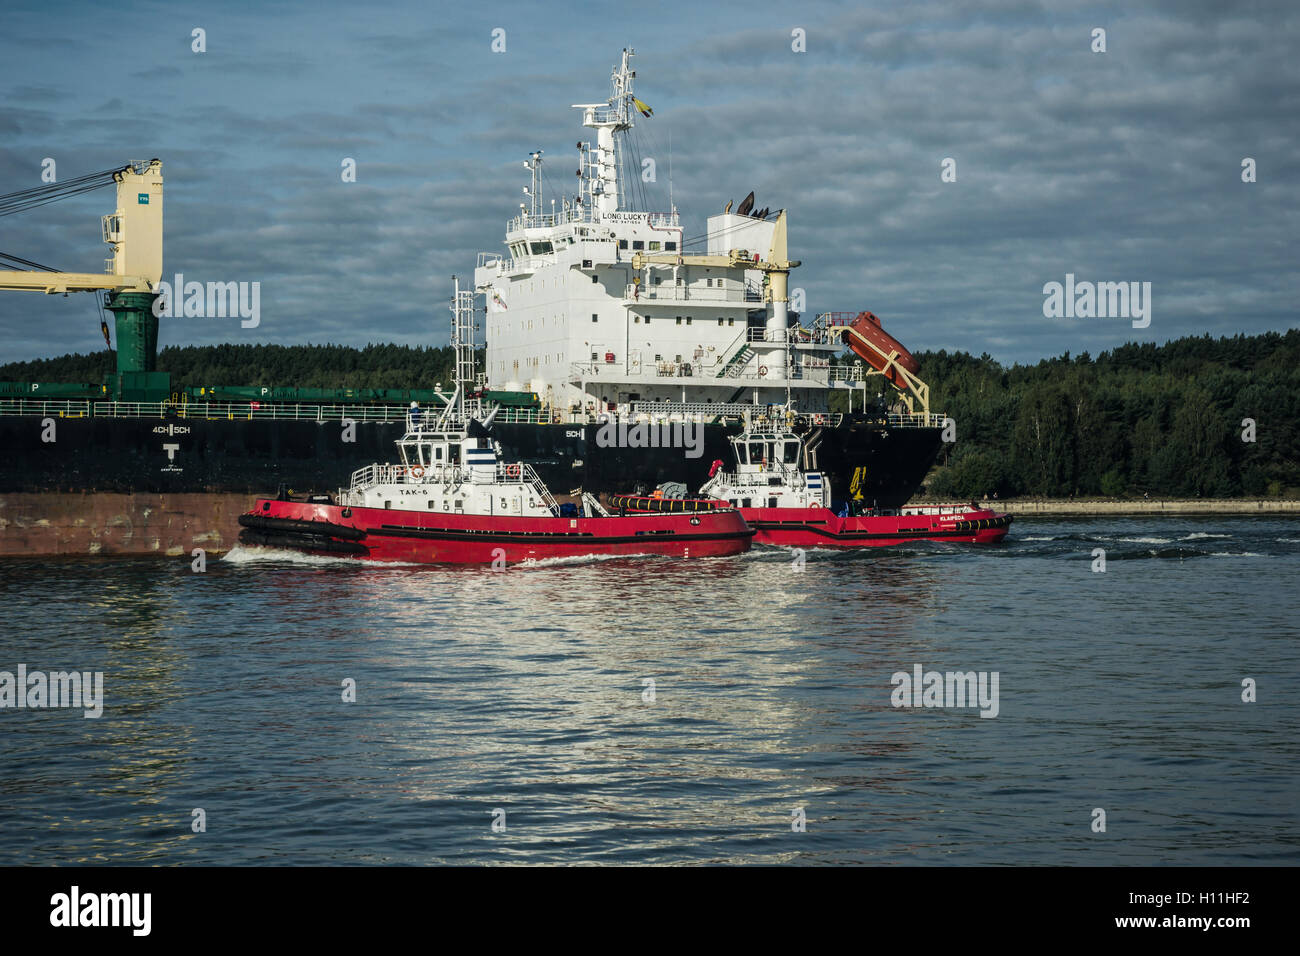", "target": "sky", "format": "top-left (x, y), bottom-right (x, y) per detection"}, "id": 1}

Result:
top-left (0, 0), bottom-right (1296, 368)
